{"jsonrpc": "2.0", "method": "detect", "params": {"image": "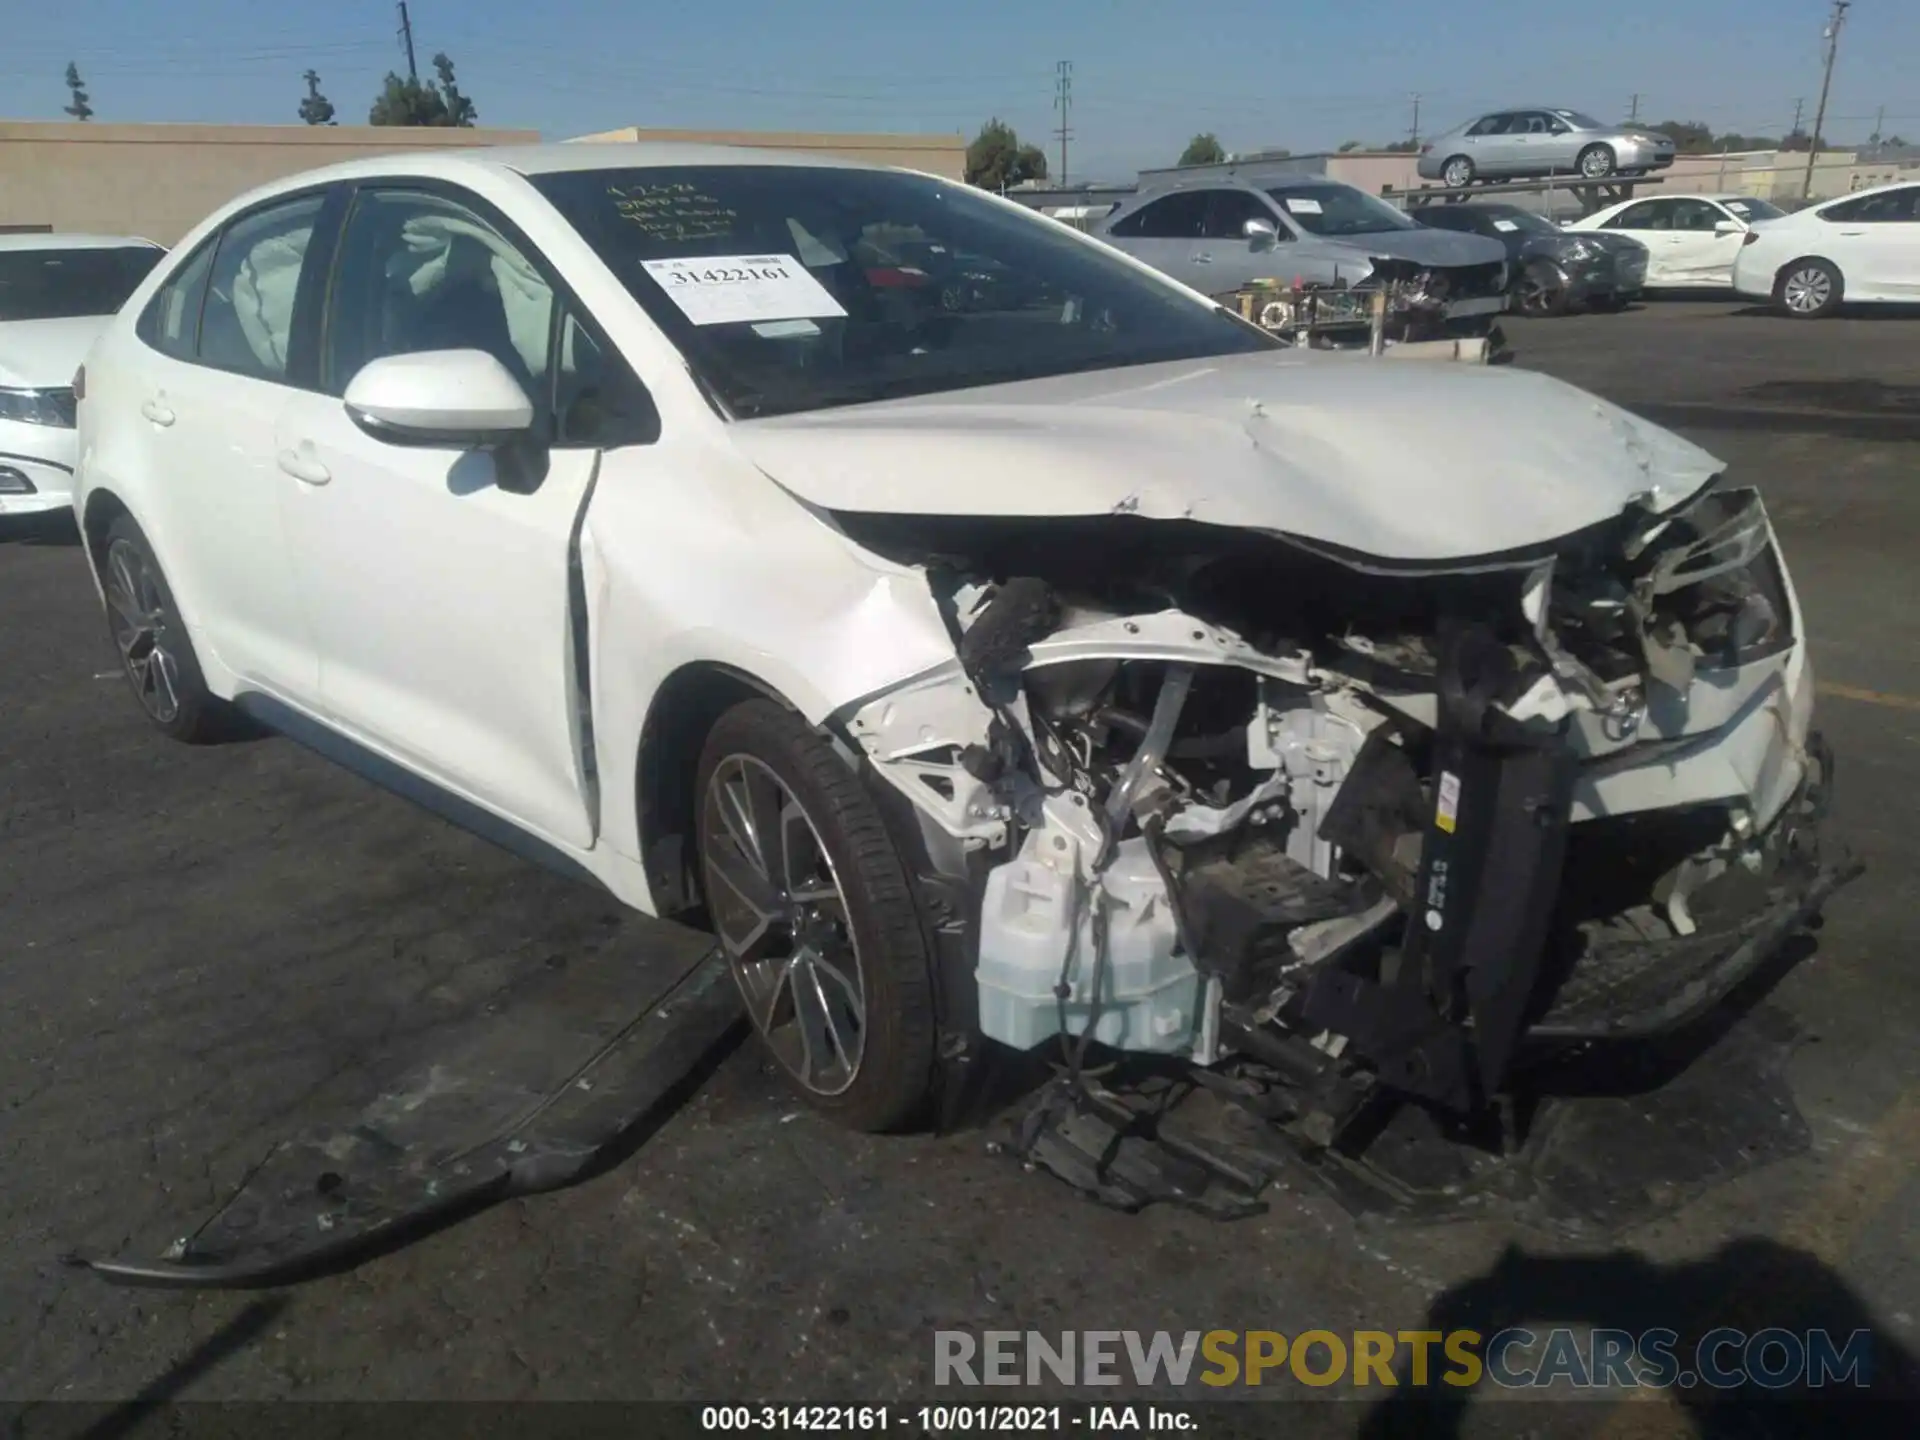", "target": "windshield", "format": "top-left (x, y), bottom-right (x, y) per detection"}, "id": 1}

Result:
top-left (1485, 209), bottom-right (1560, 235)
top-left (0, 246), bottom-right (162, 322)
top-left (532, 166), bottom-right (1277, 419)
top-left (1555, 111), bottom-right (1605, 129)
top-left (1265, 184), bottom-right (1417, 237)
top-left (1722, 198), bottom-right (1785, 223)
